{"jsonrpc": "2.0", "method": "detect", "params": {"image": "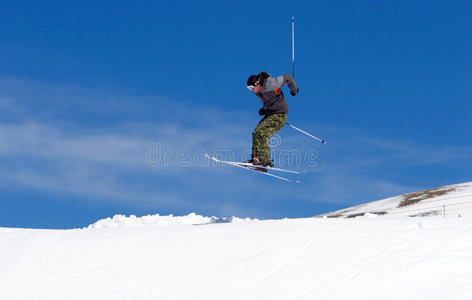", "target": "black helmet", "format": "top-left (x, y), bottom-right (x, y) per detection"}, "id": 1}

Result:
top-left (247, 75), bottom-right (259, 86)
top-left (247, 71), bottom-right (270, 87)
